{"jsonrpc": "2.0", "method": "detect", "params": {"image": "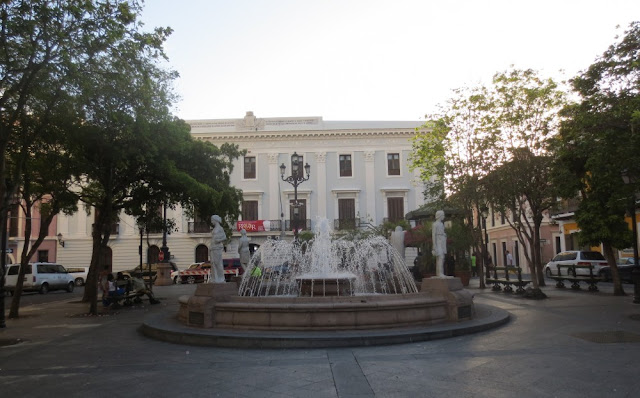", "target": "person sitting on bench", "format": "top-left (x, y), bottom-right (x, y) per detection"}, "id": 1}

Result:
top-left (115, 272), bottom-right (128, 294)
top-left (131, 272), bottom-right (160, 304)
